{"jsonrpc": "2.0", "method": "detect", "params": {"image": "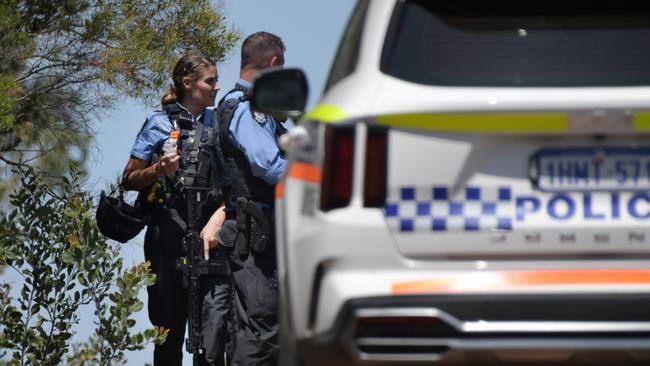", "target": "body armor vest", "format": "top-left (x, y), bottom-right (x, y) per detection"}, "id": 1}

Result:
top-left (144, 103), bottom-right (223, 225)
top-left (215, 90), bottom-right (286, 209)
